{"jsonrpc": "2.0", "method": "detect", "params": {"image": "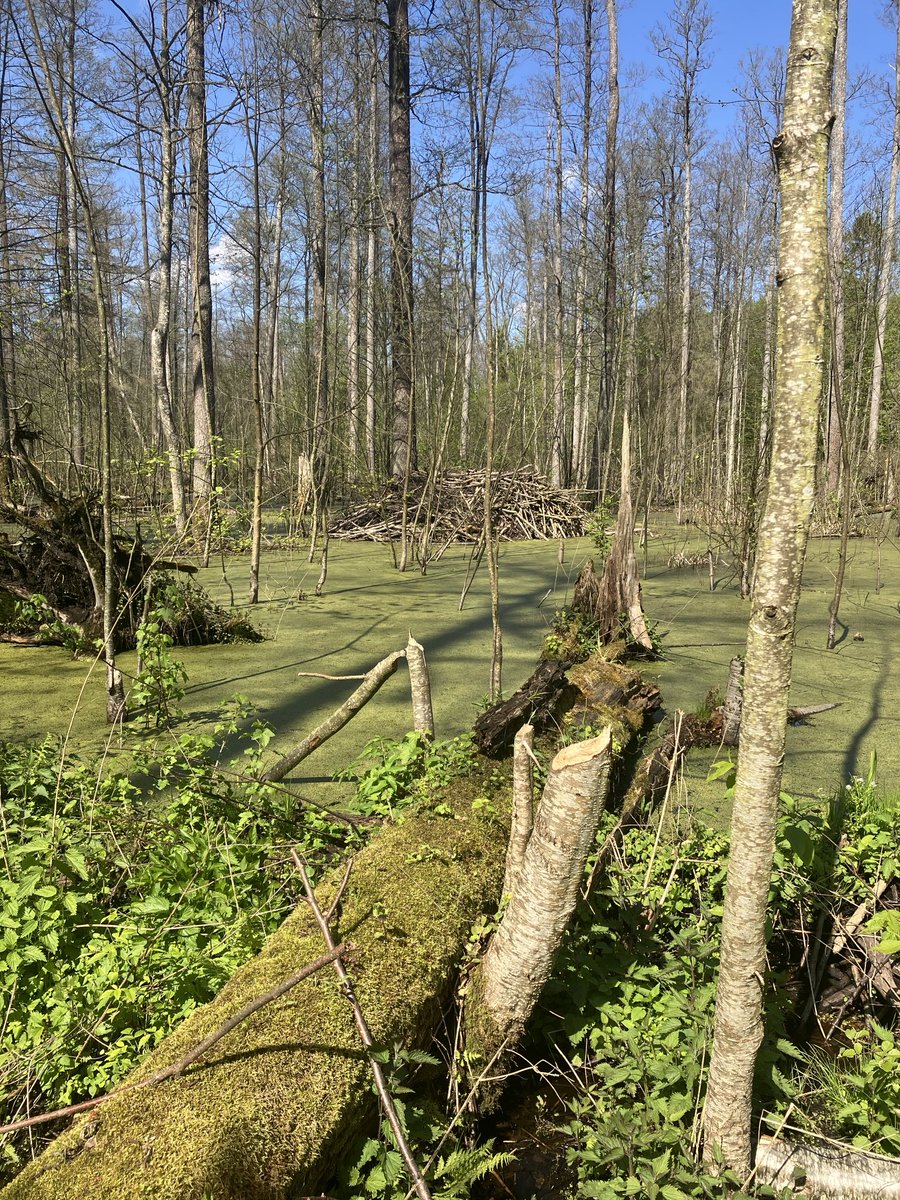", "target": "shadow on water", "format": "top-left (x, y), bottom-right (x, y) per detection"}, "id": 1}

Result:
top-left (843, 640), bottom-right (891, 781)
